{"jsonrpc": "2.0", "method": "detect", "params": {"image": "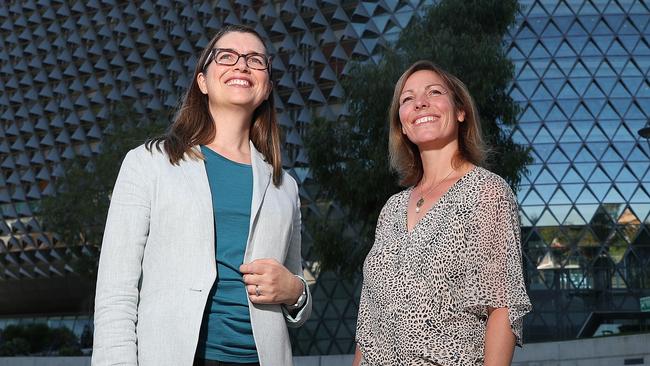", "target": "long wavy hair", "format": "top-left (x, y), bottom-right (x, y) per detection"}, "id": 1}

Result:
top-left (388, 60), bottom-right (486, 187)
top-left (147, 25), bottom-right (283, 186)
